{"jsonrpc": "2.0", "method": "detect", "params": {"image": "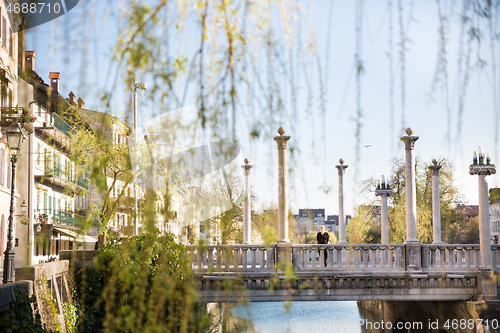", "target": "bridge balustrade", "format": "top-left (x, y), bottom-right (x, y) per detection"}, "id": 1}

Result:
top-left (291, 244), bottom-right (405, 272)
top-left (493, 245), bottom-right (500, 270)
top-left (186, 245), bottom-right (276, 272)
top-left (422, 244), bottom-right (481, 271)
top-left (188, 244), bottom-right (500, 273)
